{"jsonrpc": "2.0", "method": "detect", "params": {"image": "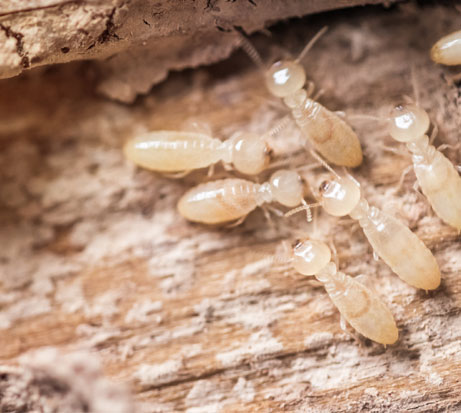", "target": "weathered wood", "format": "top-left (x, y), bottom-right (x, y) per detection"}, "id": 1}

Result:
top-left (1, 2), bottom-right (461, 412)
top-left (0, 0), bottom-right (397, 102)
